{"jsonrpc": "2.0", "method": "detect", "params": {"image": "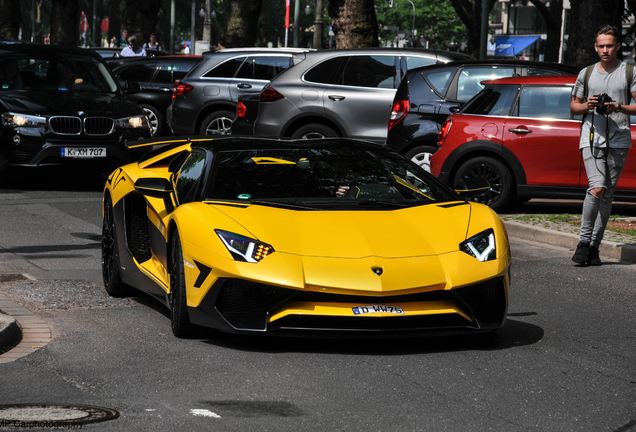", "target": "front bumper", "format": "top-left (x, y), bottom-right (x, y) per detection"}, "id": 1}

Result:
top-left (3, 130), bottom-right (148, 167)
top-left (187, 275), bottom-right (509, 337)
